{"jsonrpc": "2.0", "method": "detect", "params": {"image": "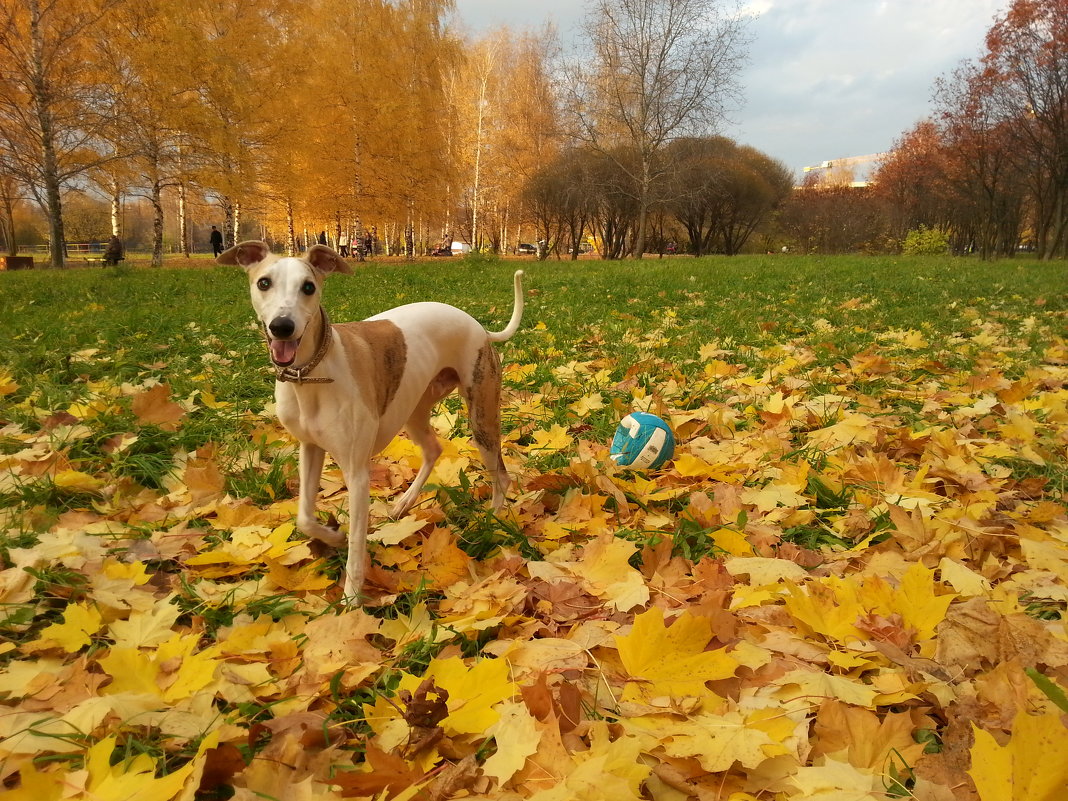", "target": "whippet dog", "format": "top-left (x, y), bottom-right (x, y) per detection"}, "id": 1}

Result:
top-left (218, 241), bottom-right (524, 601)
